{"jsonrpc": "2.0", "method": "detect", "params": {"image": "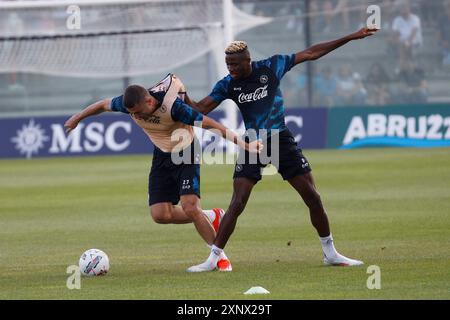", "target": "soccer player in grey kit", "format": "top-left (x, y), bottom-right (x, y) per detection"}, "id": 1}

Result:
top-left (186, 27), bottom-right (378, 272)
